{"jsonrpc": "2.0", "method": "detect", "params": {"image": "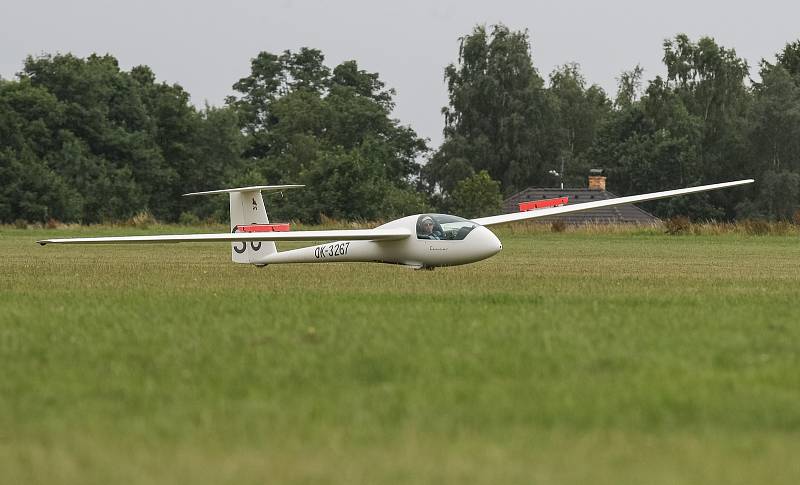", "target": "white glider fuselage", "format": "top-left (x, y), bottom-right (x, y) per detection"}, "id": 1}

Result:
top-left (258, 215), bottom-right (503, 268)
